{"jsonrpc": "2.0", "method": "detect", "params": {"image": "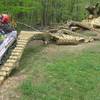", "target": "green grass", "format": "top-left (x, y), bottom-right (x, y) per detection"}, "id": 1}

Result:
top-left (19, 43), bottom-right (100, 100)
